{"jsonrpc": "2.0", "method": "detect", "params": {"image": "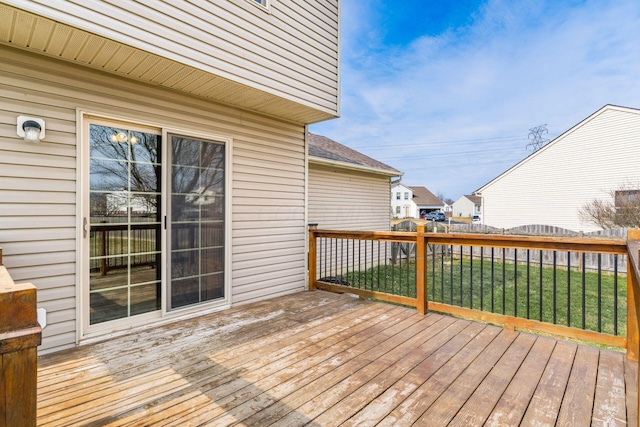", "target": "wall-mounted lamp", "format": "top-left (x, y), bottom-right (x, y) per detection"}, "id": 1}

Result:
top-left (17, 116), bottom-right (46, 143)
